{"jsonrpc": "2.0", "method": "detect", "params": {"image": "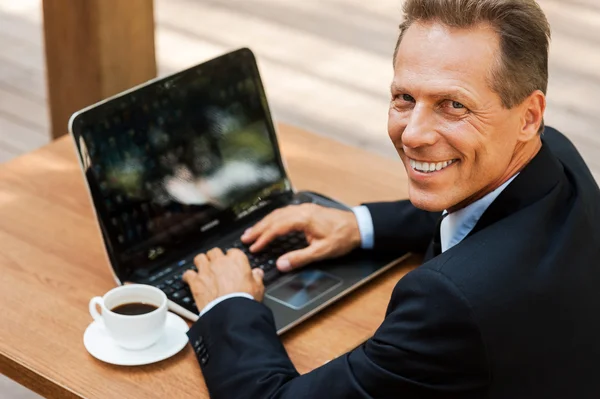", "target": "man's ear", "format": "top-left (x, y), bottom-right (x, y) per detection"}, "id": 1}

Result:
top-left (519, 90), bottom-right (546, 141)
